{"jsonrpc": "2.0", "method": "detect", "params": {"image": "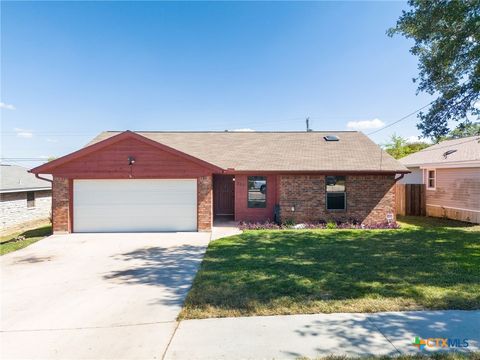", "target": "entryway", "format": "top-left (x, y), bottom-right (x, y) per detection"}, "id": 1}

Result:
top-left (213, 175), bottom-right (235, 220)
